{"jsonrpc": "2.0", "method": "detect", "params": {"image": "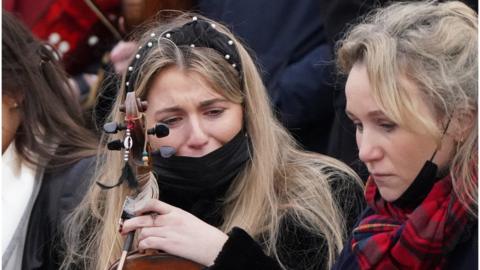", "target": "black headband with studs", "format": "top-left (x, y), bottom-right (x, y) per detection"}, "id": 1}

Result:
top-left (125, 16), bottom-right (243, 92)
